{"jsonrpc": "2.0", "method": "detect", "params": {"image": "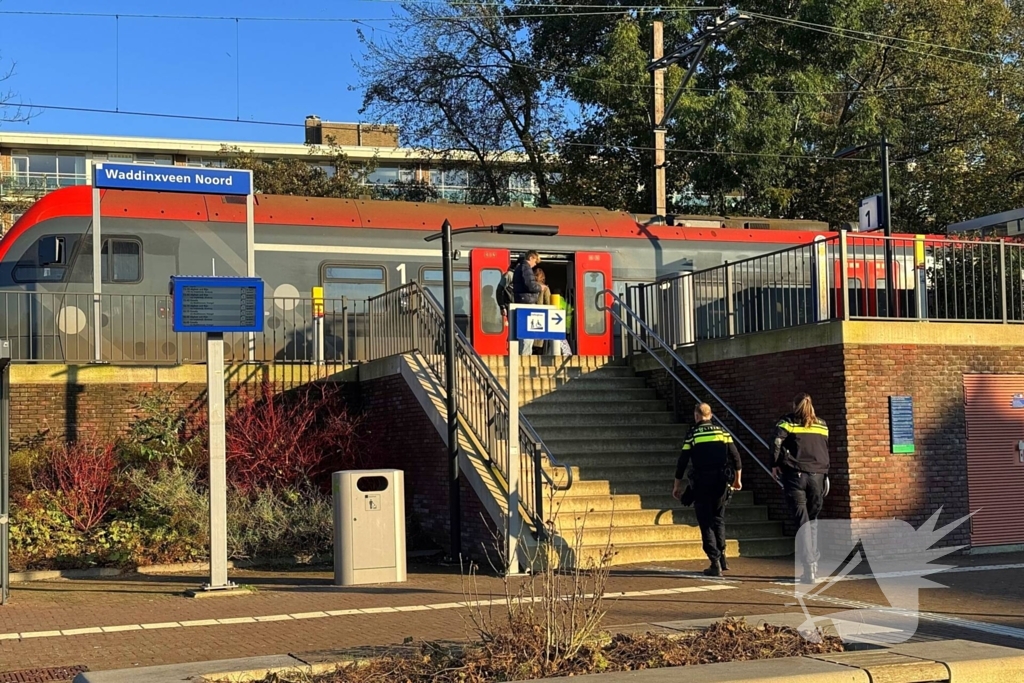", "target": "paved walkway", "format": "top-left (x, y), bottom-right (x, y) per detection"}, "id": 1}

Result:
top-left (2, 553), bottom-right (1024, 677)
